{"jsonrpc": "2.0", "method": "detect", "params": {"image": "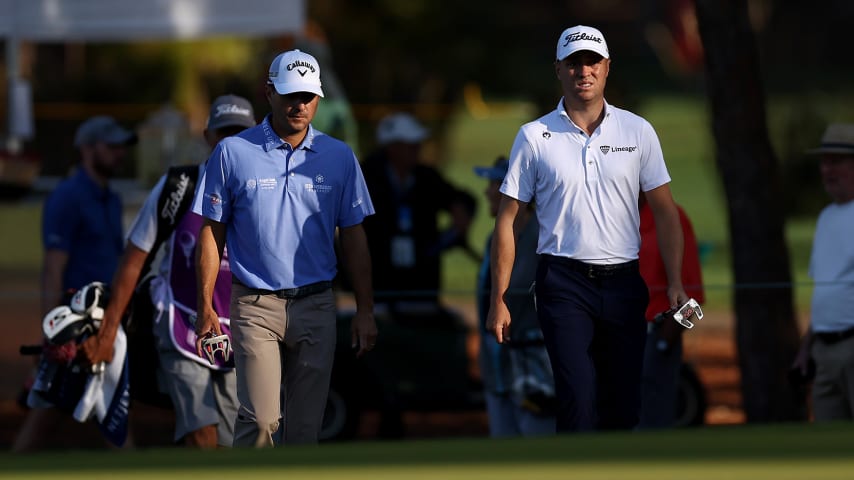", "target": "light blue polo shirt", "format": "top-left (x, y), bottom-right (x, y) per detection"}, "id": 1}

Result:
top-left (193, 116), bottom-right (374, 290)
top-left (501, 99), bottom-right (671, 264)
